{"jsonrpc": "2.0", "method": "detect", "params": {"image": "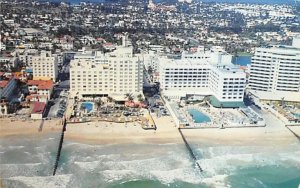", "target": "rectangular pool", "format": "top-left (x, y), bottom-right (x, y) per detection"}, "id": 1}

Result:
top-left (81, 102), bottom-right (94, 113)
top-left (188, 108), bottom-right (211, 123)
